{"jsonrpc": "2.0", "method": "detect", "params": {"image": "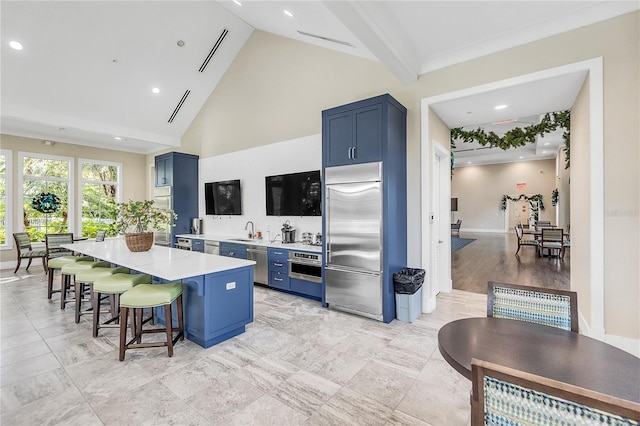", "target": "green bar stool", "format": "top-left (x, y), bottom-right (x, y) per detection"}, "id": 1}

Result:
top-left (119, 283), bottom-right (184, 361)
top-left (92, 273), bottom-right (151, 338)
top-left (46, 255), bottom-right (93, 300)
top-left (74, 266), bottom-right (129, 324)
top-left (60, 260), bottom-right (110, 310)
